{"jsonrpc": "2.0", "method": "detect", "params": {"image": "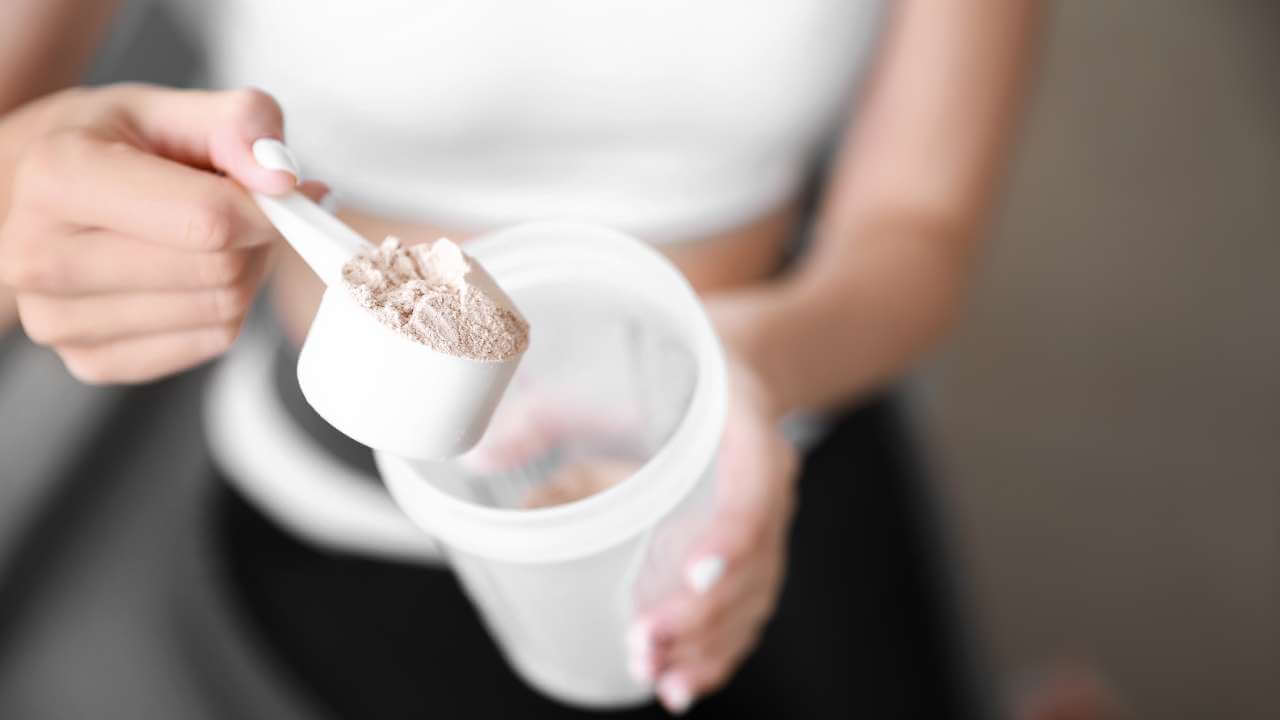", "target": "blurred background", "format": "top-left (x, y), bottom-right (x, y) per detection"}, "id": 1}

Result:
top-left (913, 2), bottom-right (1279, 717)
top-left (0, 2), bottom-right (1276, 718)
